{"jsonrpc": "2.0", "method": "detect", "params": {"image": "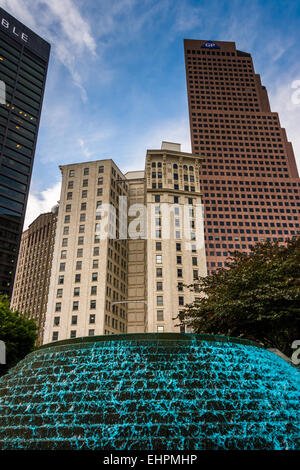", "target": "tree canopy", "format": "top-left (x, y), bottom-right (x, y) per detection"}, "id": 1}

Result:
top-left (0, 295), bottom-right (37, 376)
top-left (179, 238), bottom-right (300, 356)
